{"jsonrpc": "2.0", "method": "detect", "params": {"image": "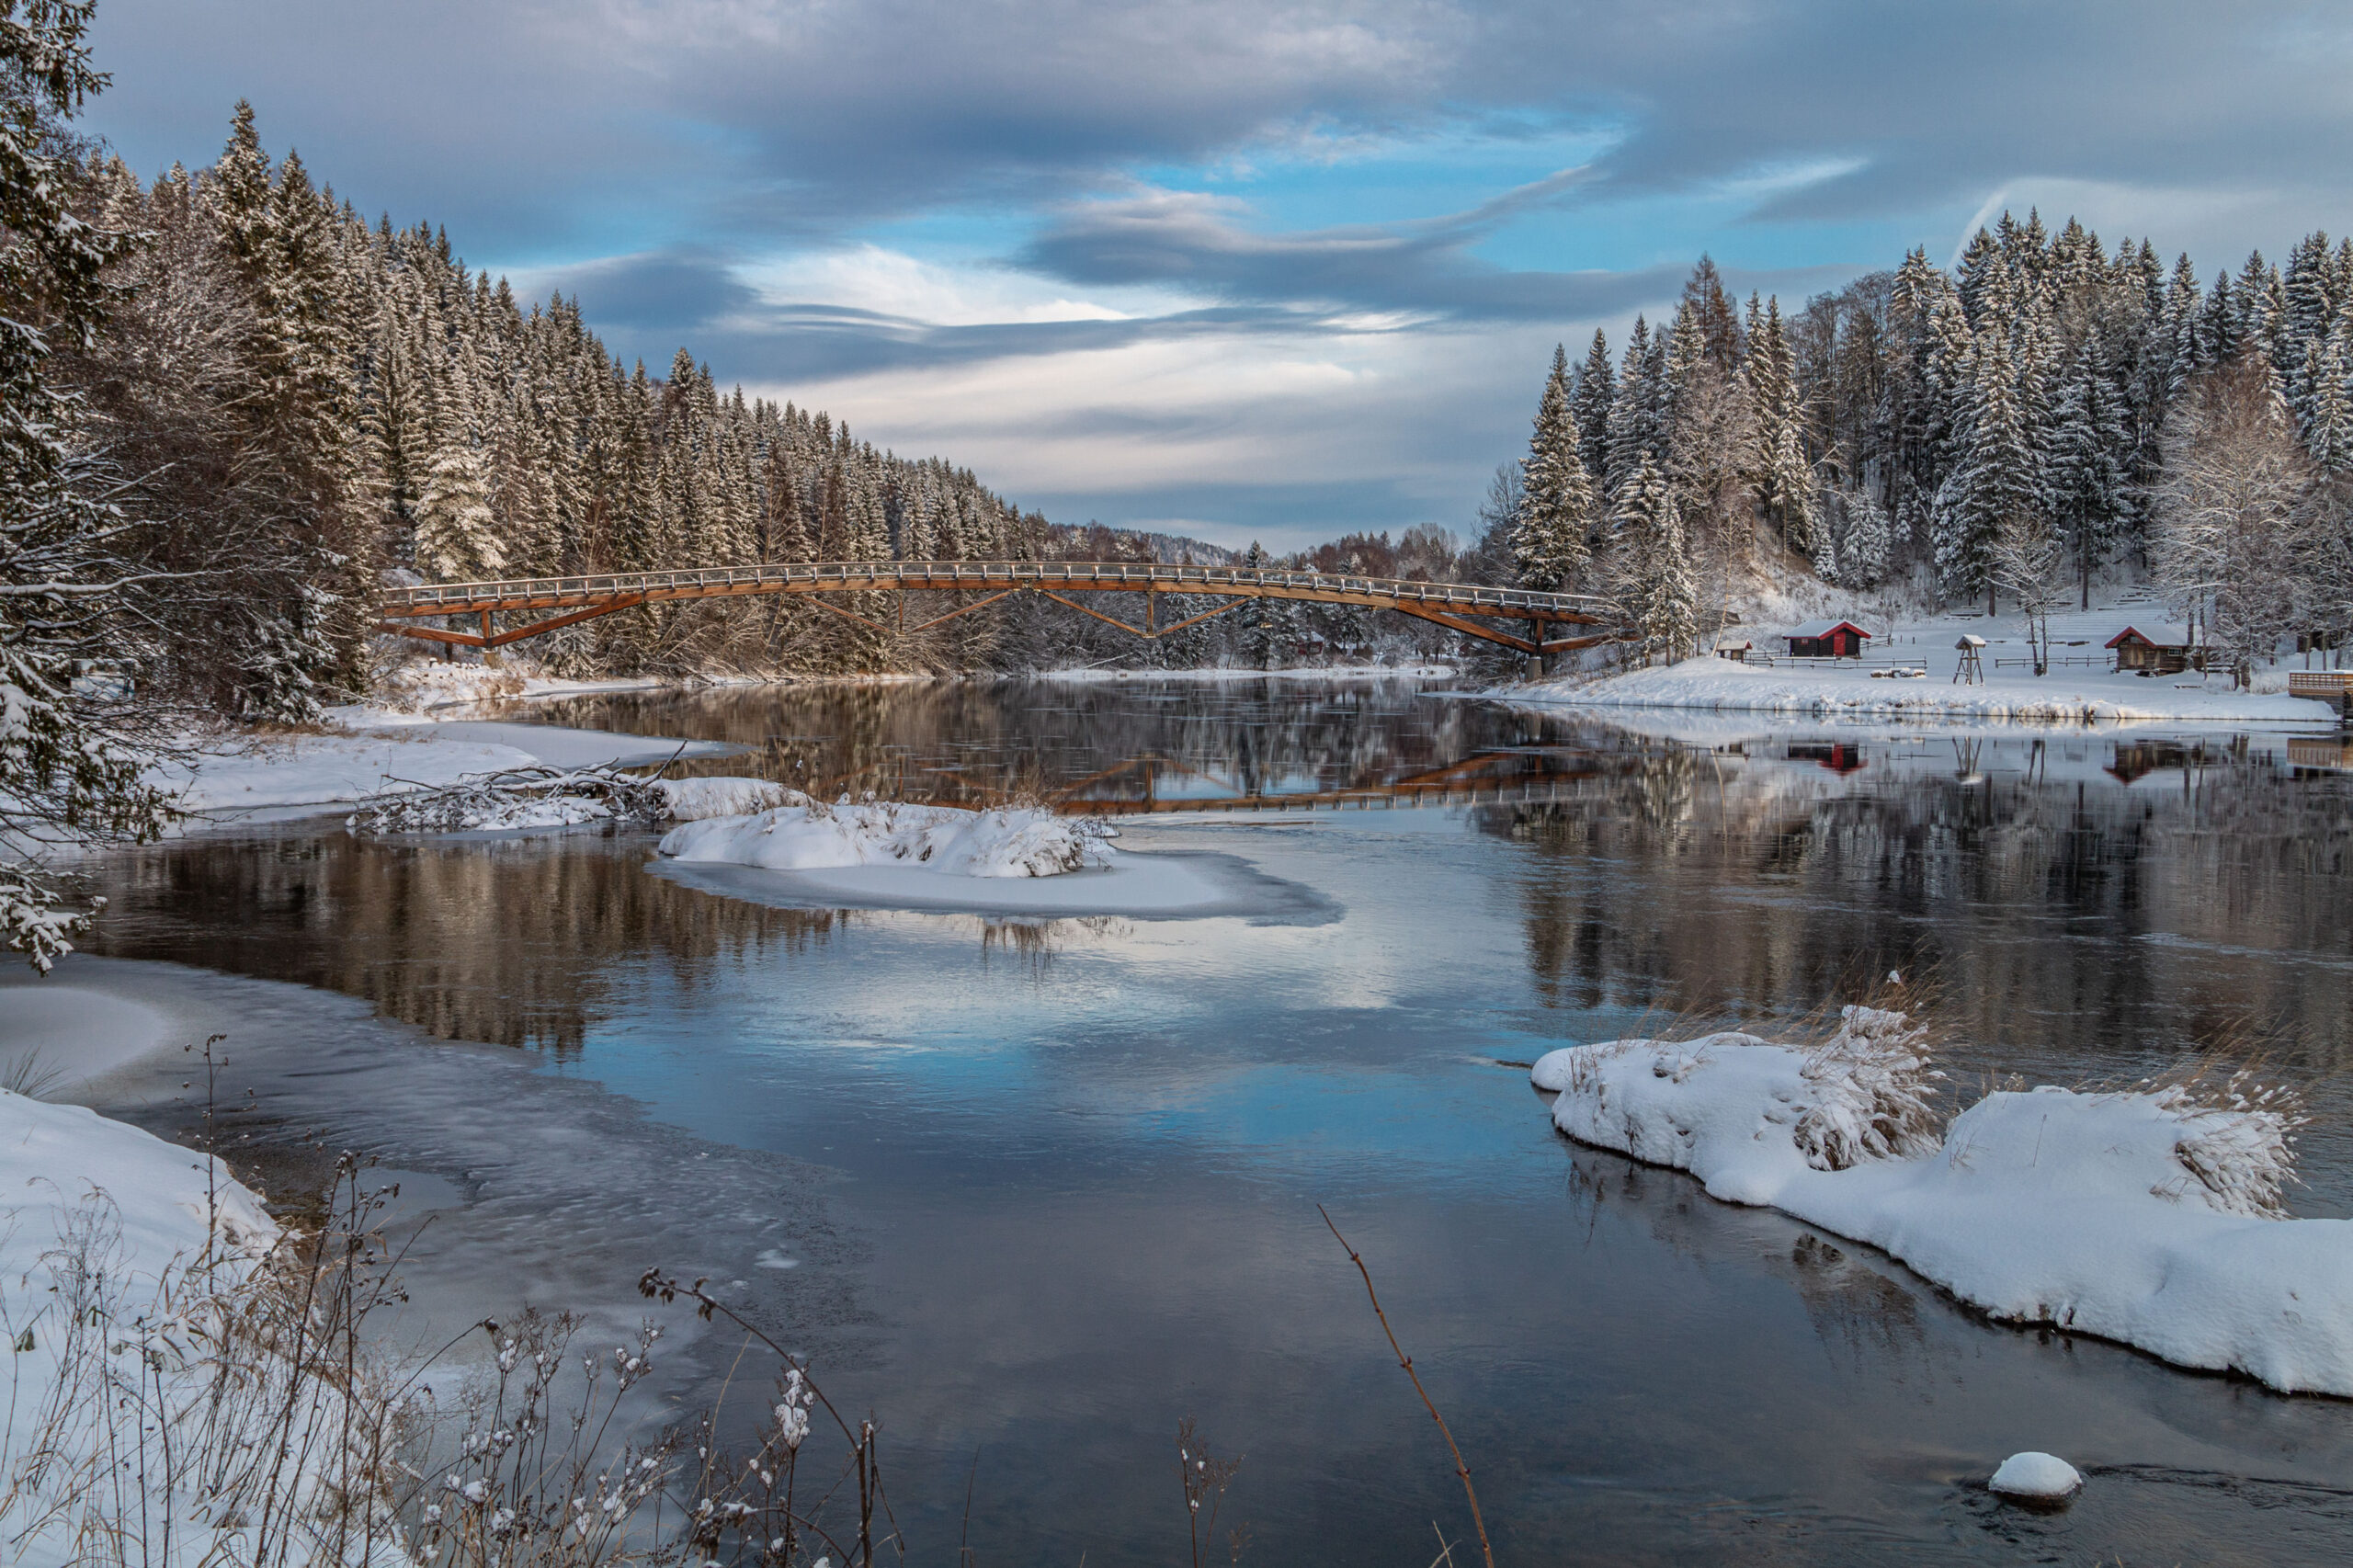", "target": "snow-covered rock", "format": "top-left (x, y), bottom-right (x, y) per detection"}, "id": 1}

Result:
top-left (658, 801), bottom-right (1117, 878)
top-left (1989, 1452), bottom-right (2083, 1501)
top-left (1531, 1013), bottom-right (2353, 1395)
